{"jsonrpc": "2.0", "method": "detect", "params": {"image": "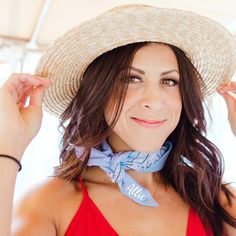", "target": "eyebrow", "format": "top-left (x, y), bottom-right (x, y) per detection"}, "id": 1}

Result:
top-left (128, 66), bottom-right (179, 76)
